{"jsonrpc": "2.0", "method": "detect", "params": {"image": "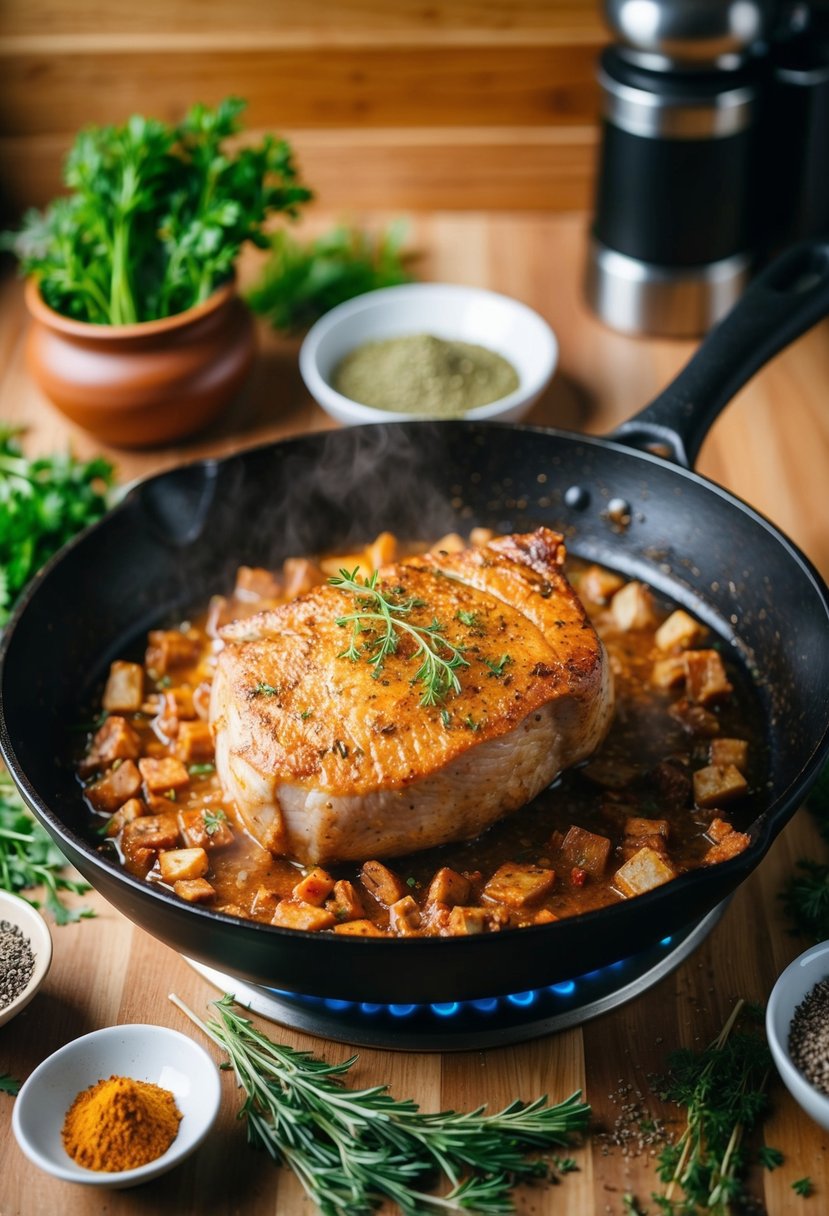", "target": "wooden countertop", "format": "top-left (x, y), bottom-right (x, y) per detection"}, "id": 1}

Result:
top-left (1, 212), bottom-right (828, 1215)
